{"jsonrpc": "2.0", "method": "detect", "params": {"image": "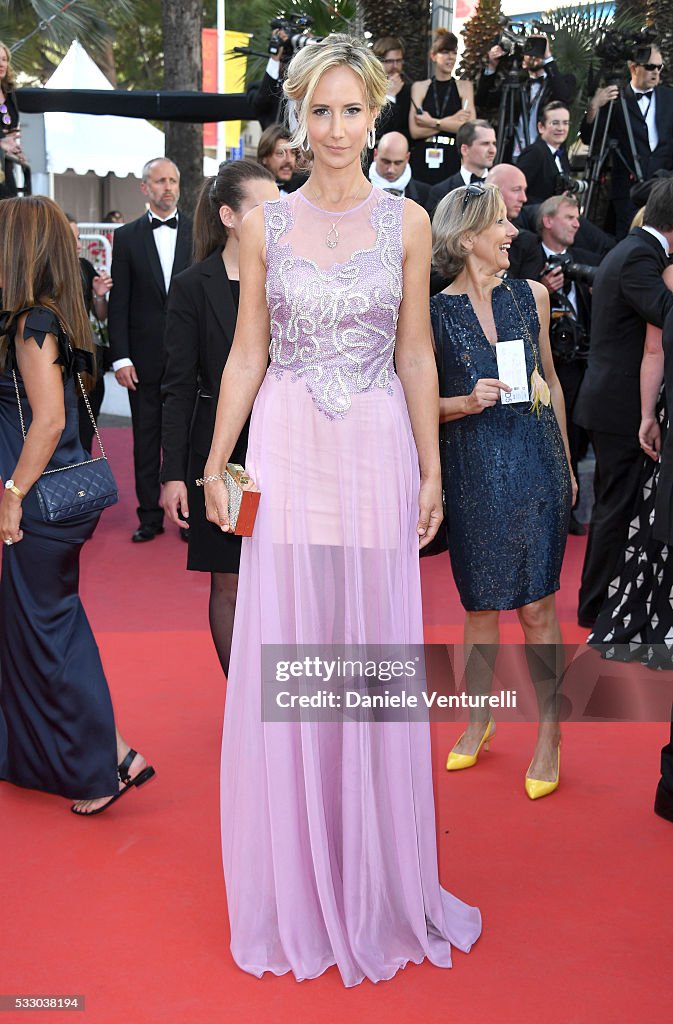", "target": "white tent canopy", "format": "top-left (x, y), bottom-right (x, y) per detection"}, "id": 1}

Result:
top-left (43, 40), bottom-right (165, 176)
